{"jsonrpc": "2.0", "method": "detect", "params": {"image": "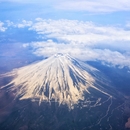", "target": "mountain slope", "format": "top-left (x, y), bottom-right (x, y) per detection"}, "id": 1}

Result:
top-left (1, 53), bottom-right (112, 108)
